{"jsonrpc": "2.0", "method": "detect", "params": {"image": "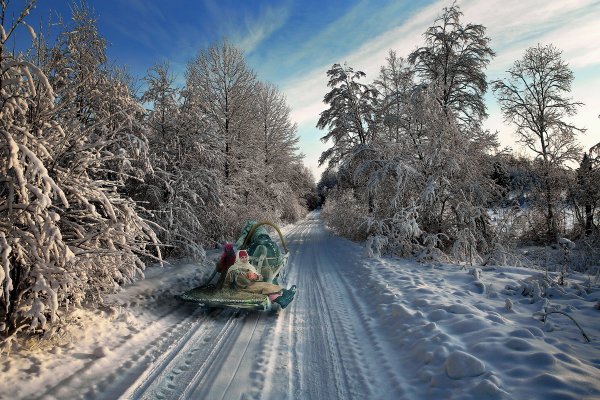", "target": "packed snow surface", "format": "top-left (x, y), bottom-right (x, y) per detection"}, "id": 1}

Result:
top-left (1, 211), bottom-right (599, 399)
